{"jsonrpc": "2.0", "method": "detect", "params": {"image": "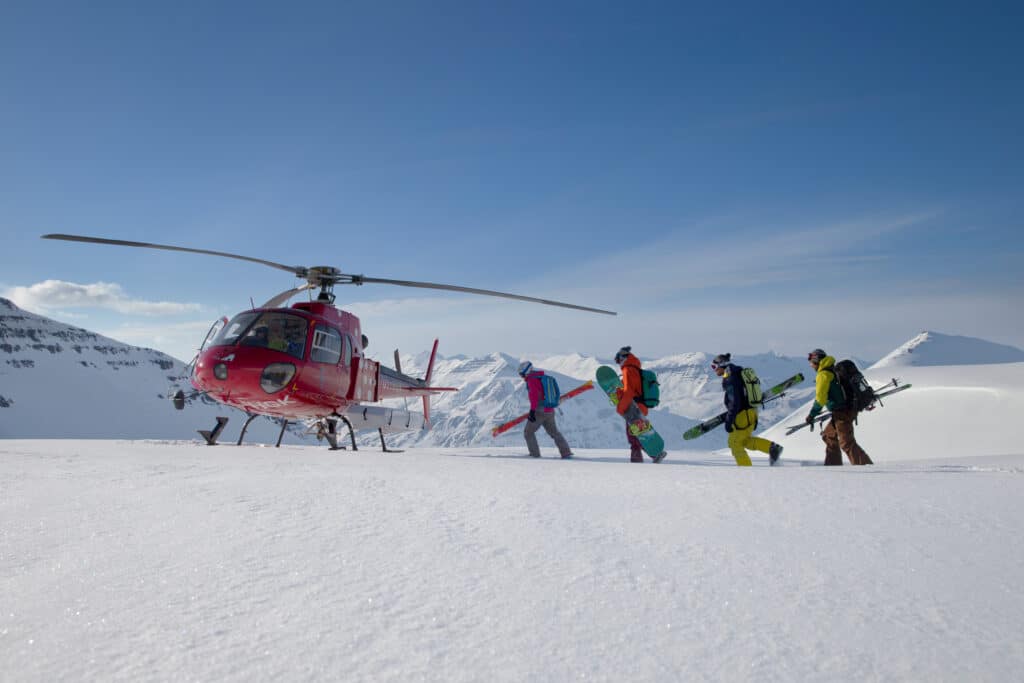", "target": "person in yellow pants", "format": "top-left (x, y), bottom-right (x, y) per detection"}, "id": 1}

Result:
top-left (711, 353), bottom-right (784, 466)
